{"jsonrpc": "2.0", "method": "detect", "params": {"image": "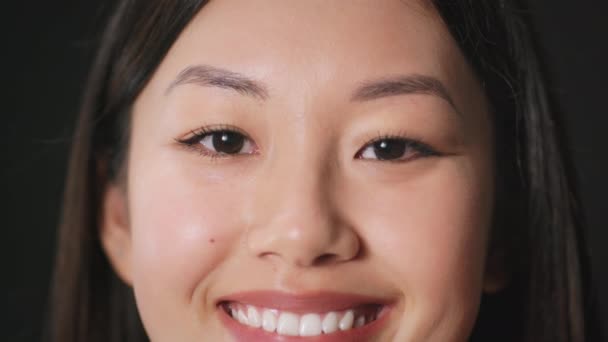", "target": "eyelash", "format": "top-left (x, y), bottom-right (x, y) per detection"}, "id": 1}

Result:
top-left (175, 124), bottom-right (256, 159)
top-left (175, 126), bottom-right (440, 161)
top-left (356, 132), bottom-right (441, 162)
